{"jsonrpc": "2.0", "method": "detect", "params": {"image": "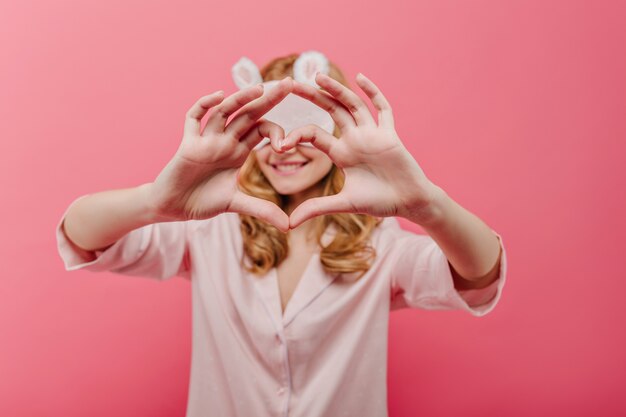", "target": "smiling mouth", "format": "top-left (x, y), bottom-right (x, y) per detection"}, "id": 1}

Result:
top-left (271, 161), bottom-right (309, 175)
